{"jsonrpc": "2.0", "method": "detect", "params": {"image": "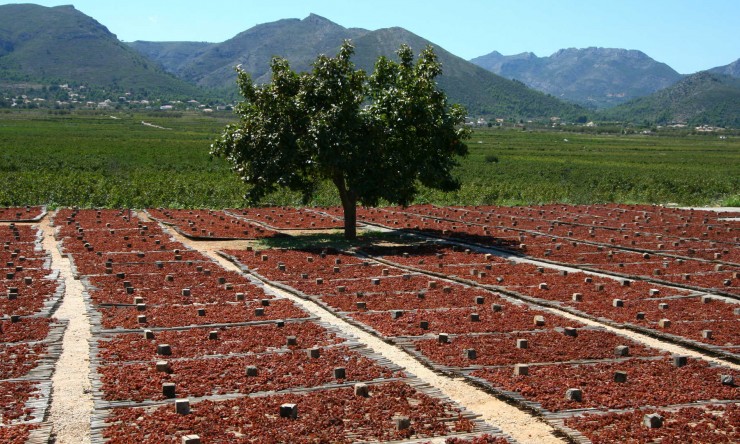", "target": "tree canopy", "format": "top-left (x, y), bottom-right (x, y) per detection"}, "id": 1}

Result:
top-left (211, 41), bottom-right (469, 239)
